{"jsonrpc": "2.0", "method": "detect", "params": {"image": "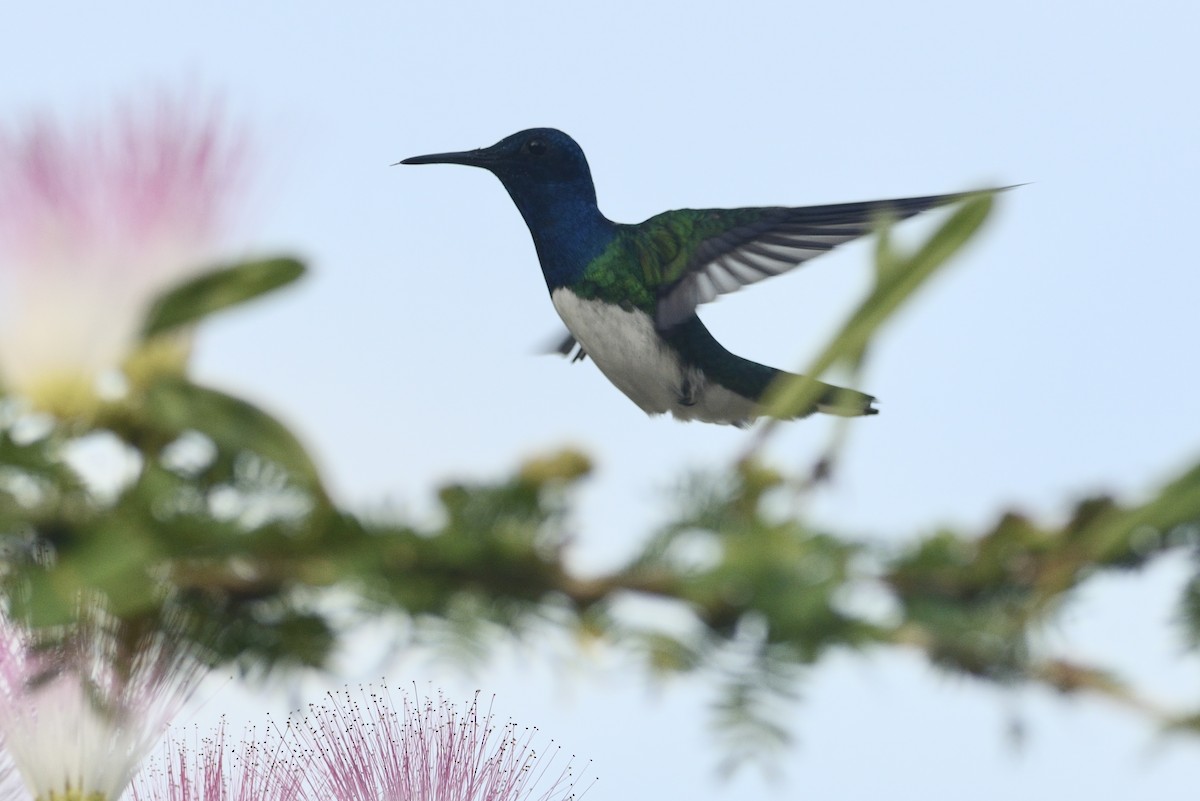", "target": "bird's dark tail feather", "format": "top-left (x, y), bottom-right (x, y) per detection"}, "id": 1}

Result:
top-left (730, 366), bottom-right (877, 420)
top-left (806, 380), bottom-right (878, 418)
top-left (663, 317), bottom-right (878, 420)
top-left (662, 316), bottom-right (878, 422)
top-left (744, 374), bottom-right (878, 422)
